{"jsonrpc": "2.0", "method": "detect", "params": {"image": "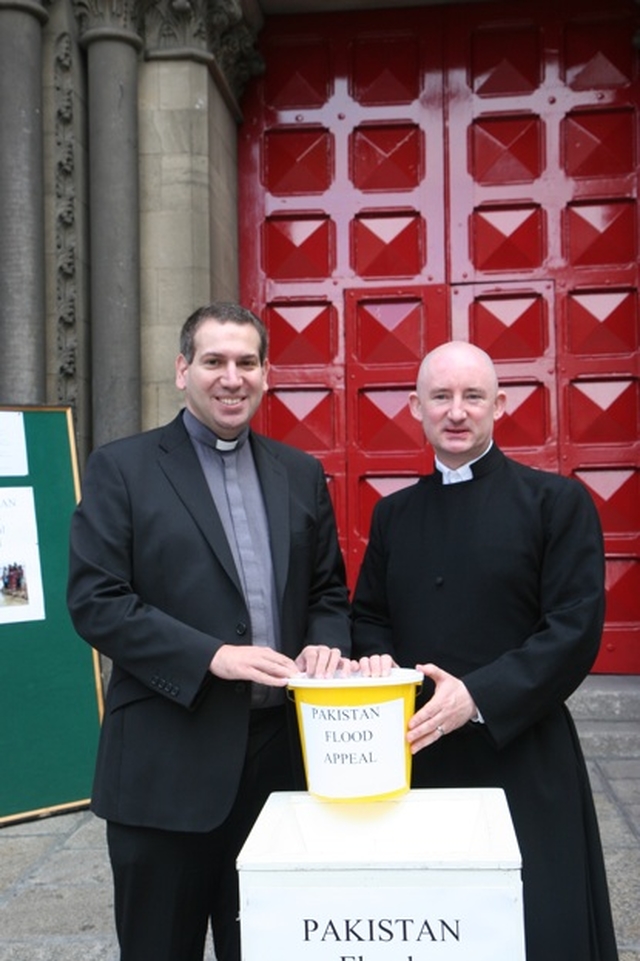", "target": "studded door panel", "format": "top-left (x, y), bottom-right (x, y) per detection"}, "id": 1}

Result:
top-left (446, 0), bottom-right (640, 670)
top-left (239, 1), bottom-right (639, 671)
top-left (240, 8), bottom-right (447, 578)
